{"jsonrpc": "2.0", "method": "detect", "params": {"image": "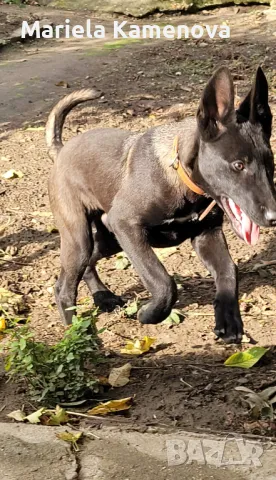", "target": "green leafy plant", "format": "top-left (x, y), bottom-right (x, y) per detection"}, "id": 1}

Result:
top-left (3, 313), bottom-right (100, 405)
top-left (4, 0), bottom-right (23, 4)
top-left (235, 386), bottom-right (276, 420)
